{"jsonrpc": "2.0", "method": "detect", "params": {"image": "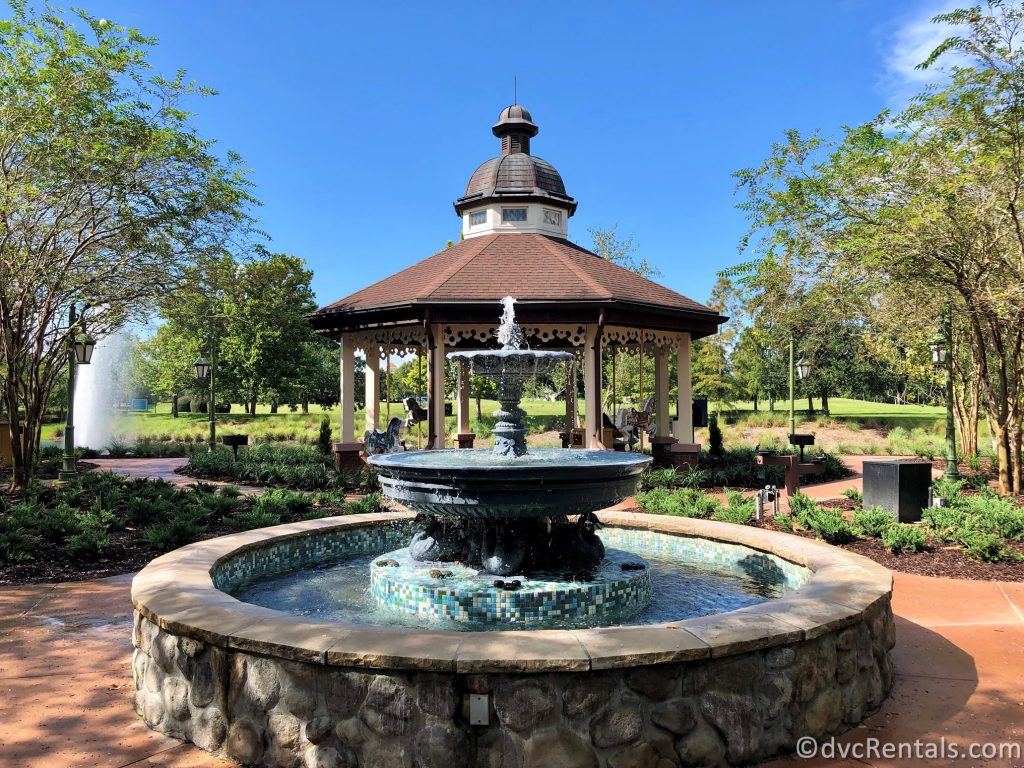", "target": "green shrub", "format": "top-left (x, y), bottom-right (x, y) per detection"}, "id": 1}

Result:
top-left (0, 517), bottom-right (36, 563)
top-left (317, 416), bottom-right (332, 455)
top-left (960, 530), bottom-right (1015, 563)
top-left (226, 507), bottom-right (283, 531)
top-left (773, 511), bottom-right (794, 532)
top-left (853, 507), bottom-right (895, 537)
top-left (143, 517), bottom-right (205, 552)
top-left (675, 466), bottom-right (712, 488)
top-left (931, 478), bottom-right (965, 506)
top-left (712, 504), bottom-right (753, 525)
top-left (958, 532), bottom-right (1015, 561)
top-left (634, 487), bottom-right (719, 518)
top-left (966, 496), bottom-right (1024, 540)
top-left (193, 492), bottom-right (242, 521)
top-left (640, 468), bottom-right (680, 490)
top-left (881, 524), bottom-right (927, 554)
top-left (13, 500), bottom-right (93, 544)
top-left (261, 488), bottom-right (312, 515)
top-left (808, 509), bottom-right (859, 545)
top-left (218, 485), bottom-right (242, 498)
top-left (921, 504), bottom-right (969, 541)
top-left (842, 488), bottom-right (863, 502)
top-left (708, 414), bottom-right (724, 456)
top-left (788, 492), bottom-right (818, 529)
top-left (64, 512), bottom-right (109, 560)
top-left (347, 492), bottom-right (386, 514)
